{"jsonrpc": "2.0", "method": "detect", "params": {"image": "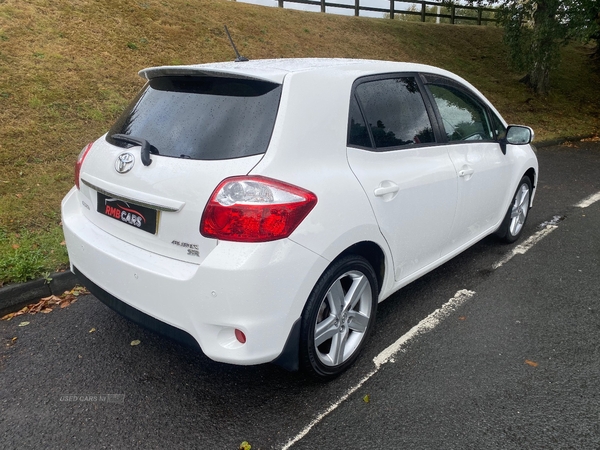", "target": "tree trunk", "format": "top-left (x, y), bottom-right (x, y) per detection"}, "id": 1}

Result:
top-left (526, 0), bottom-right (555, 95)
top-left (527, 41), bottom-right (552, 95)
